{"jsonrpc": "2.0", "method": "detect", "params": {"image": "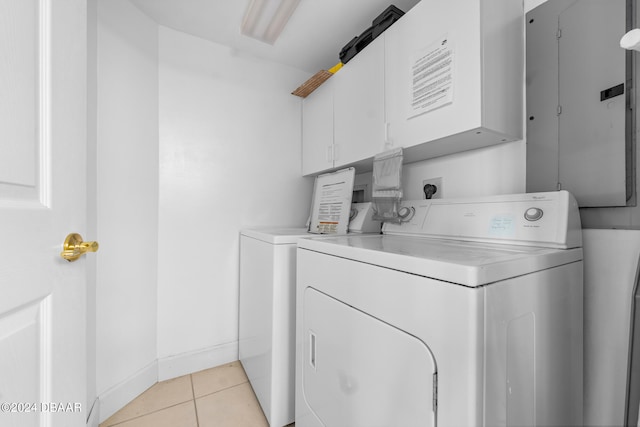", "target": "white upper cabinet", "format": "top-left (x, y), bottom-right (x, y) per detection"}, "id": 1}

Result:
top-left (333, 35), bottom-right (385, 169)
top-left (301, 0), bottom-right (524, 176)
top-left (301, 35), bottom-right (385, 176)
top-left (384, 0), bottom-right (523, 162)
